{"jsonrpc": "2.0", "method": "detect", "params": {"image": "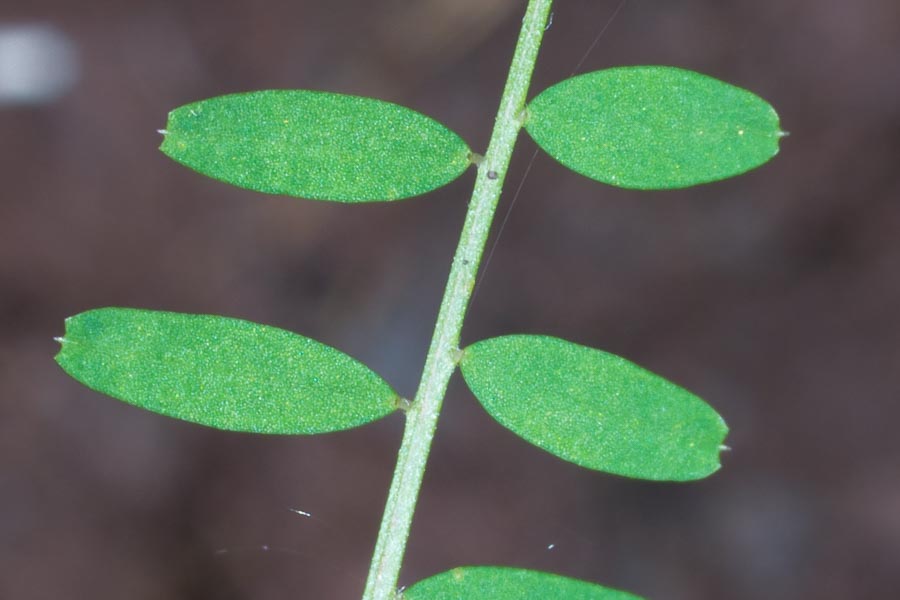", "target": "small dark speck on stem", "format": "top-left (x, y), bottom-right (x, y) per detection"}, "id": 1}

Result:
top-left (487, 170), bottom-right (499, 180)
